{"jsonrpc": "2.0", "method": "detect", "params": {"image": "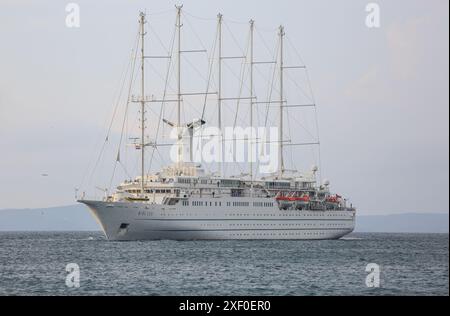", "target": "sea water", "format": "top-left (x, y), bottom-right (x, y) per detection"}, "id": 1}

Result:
top-left (0, 232), bottom-right (448, 295)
